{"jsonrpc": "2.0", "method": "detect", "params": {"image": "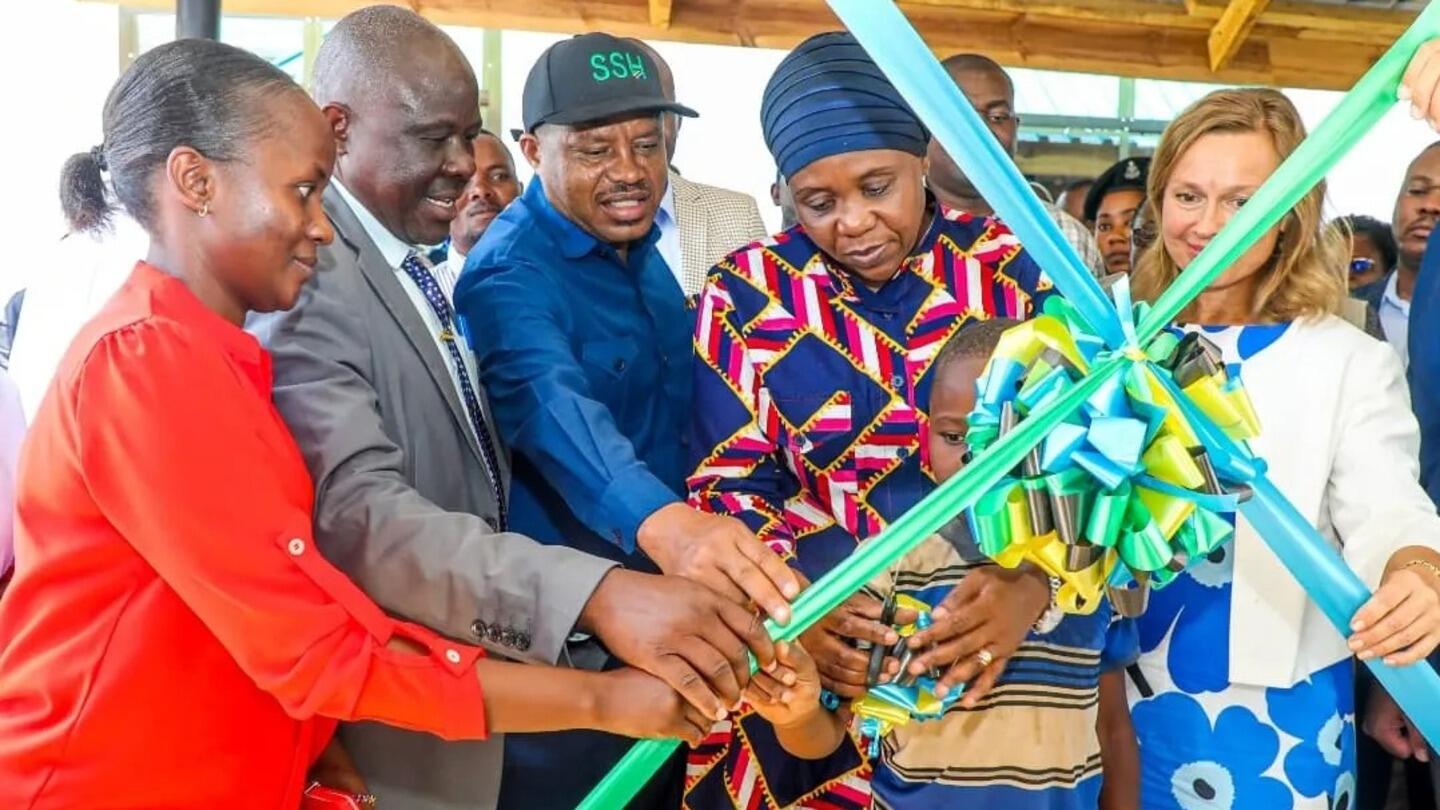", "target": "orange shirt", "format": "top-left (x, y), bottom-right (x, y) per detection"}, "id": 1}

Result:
top-left (0, 263), bottom-right (488, 809)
